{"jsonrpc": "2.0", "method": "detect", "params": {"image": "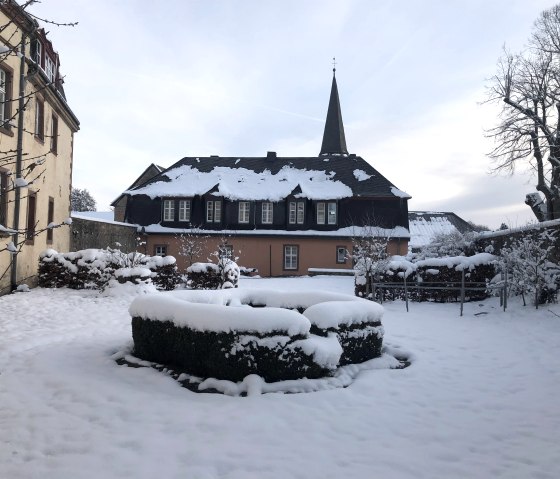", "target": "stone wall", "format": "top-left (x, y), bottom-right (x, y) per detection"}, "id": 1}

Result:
top-left (70, 217), bottom-right (138, 252)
